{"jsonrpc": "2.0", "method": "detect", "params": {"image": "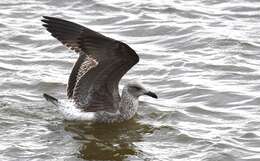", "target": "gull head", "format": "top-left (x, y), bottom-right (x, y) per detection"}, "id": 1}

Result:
top-left (126, 81), bottom-right (158, 99)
